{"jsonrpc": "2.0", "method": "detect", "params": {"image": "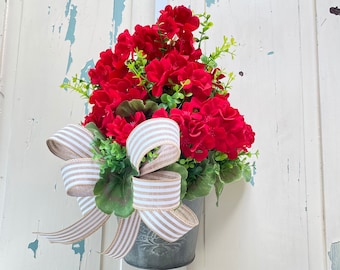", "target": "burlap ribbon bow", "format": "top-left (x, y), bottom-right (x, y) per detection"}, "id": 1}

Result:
top-left (38, 118), bottom-right (199, 258)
